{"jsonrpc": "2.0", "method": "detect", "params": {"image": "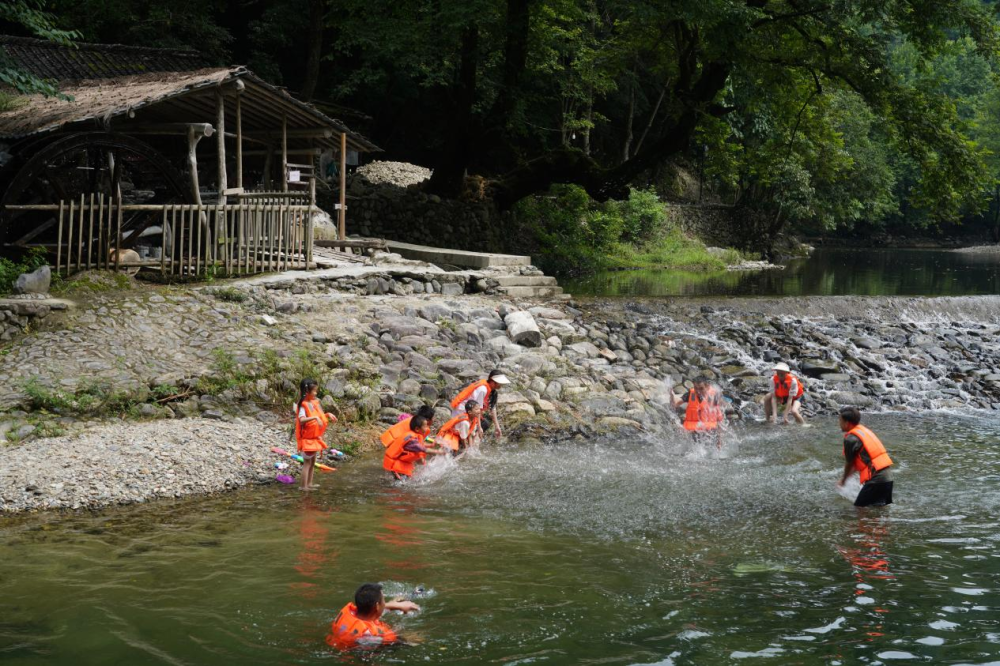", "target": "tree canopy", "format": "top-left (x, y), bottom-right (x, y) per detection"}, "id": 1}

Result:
top-left (4, 0), bottom-right (1000, 240)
